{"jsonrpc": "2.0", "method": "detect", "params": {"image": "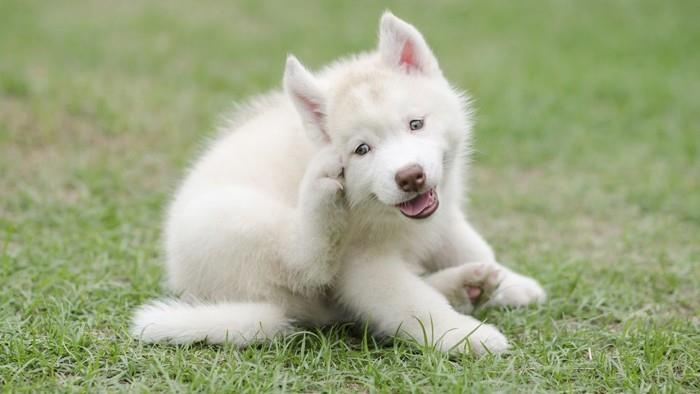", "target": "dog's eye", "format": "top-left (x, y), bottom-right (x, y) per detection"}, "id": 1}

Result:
top-left (409, 119), bottom-right (424, 131)
top-left (354, 143), bottom-right (370, 156)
